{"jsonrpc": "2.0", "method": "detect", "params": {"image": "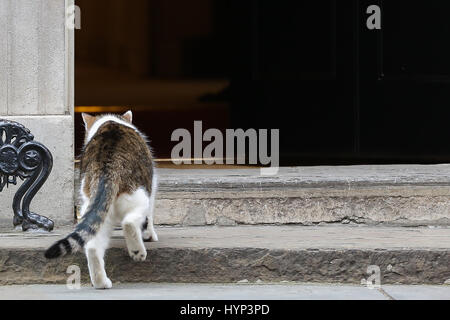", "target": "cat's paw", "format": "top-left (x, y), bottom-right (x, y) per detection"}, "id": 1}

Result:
top-left (129, 248), bottom-right (147, 262)
top-left (93, 277), bottom-right (112, 290)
